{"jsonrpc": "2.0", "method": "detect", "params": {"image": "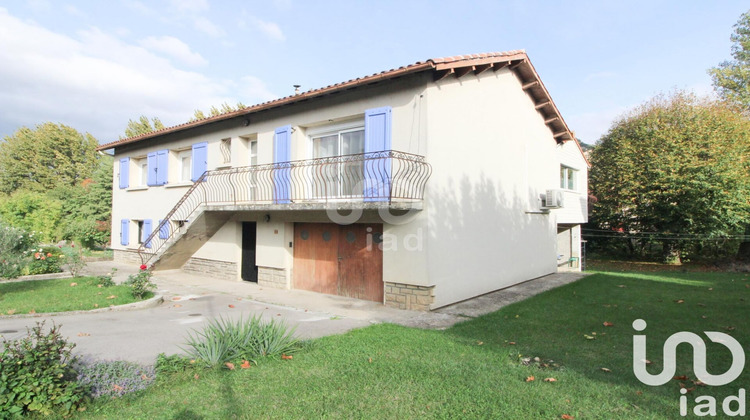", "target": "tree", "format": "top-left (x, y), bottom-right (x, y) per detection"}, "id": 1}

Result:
top-left (710, 9), bottom-right (750, 260)
top-left (122, 116), bottom-right (165, 139)
top-left (189, 101), bottom-right (247, 122)
top-left (0, 123), bottom-right (99, 195)
top-left (709, 10), bottom-right (750, 110)
top-left (589, 91), bottom-right (750, 263)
